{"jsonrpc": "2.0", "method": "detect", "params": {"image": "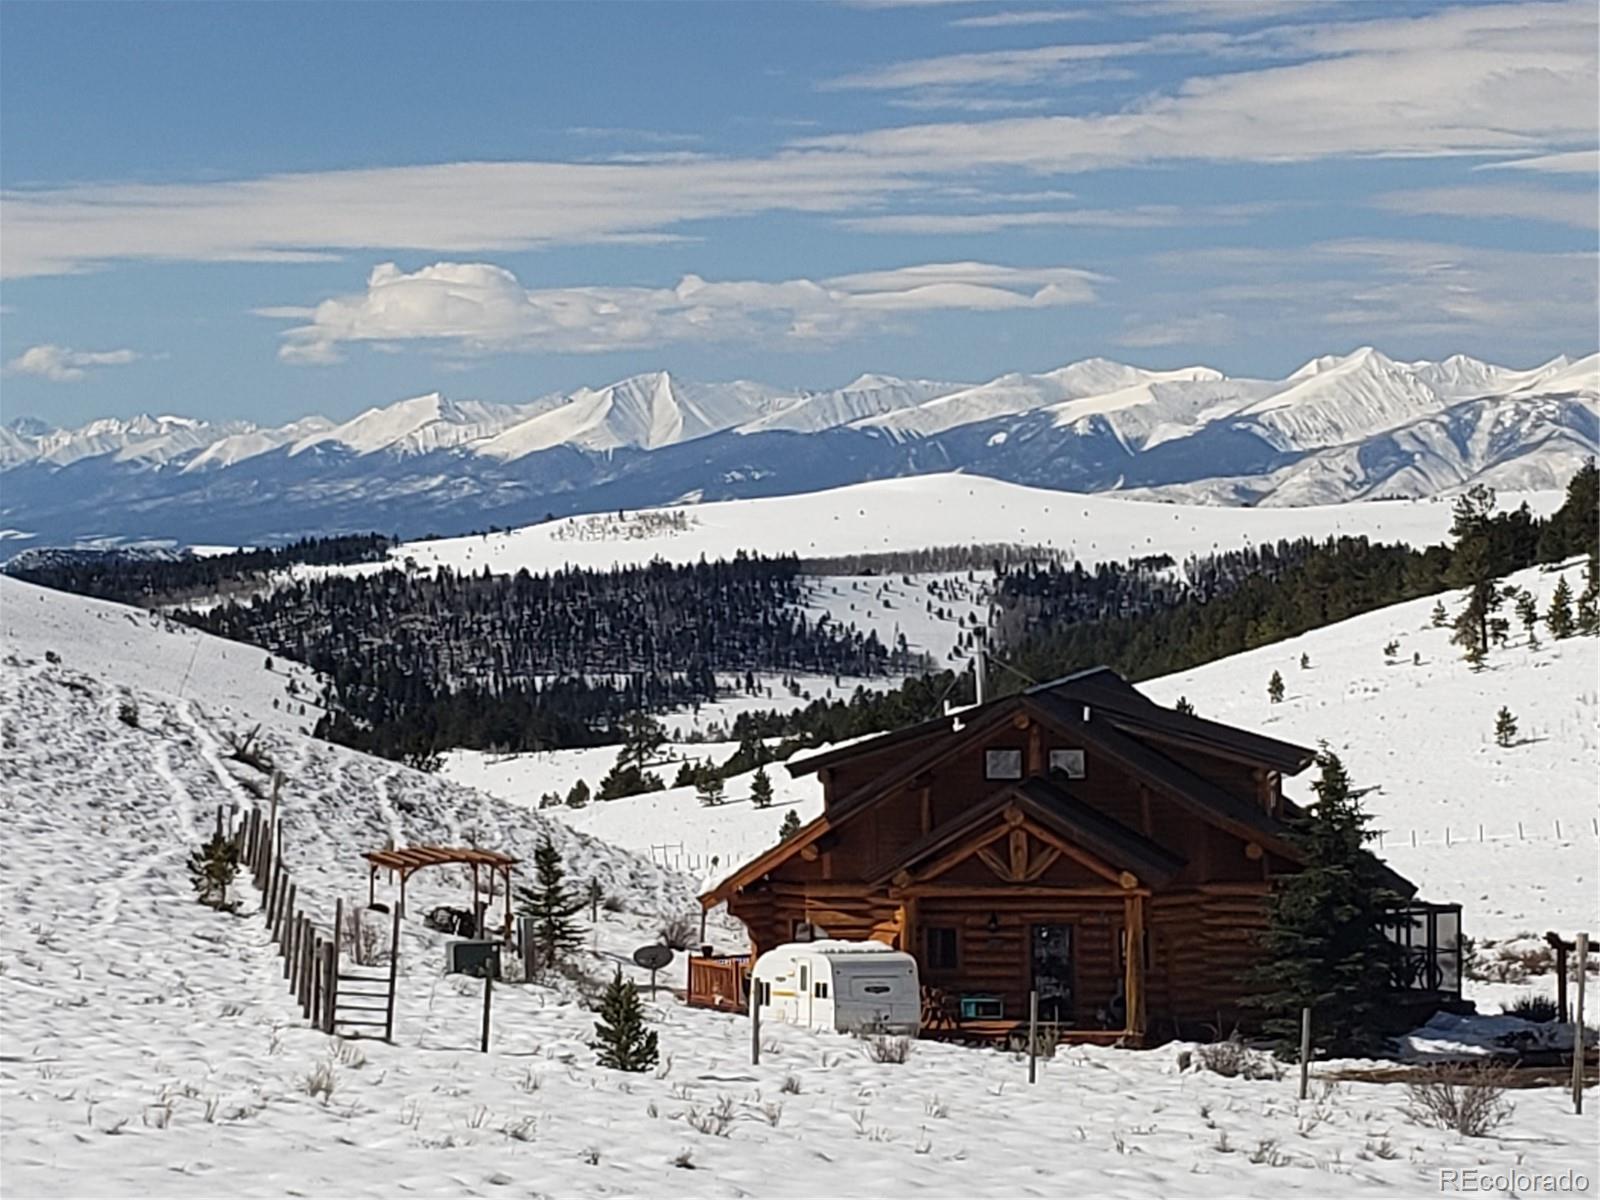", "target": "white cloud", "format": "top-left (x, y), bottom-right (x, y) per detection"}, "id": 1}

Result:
top-left (1, 3), bottom-right (1593, 278)
top-left (823, 34), bottom-right (1228, 92)
top-left (948, 10), bottom-right (1094, 29)
top-left (269, 259), bottom-right (1104, 363)
top-left (805, 2), bottom-right (1596, 168)
top-left (5, 344), bottom-right (141, 382)
top-left (1374, 184), bottom-right (1597, 230)
top-left (839, 202), bottom-right (1276, 233)
top-left (1475, 150), bottom-right (1599, 175)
